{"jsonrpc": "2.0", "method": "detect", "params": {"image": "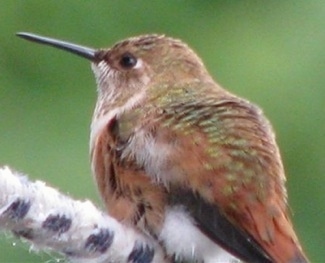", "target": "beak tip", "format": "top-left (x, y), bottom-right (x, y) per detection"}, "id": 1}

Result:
top-left (16, 32), bottom-right (31, 39)
top-left (15, 32), bottom-right (42, 44)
